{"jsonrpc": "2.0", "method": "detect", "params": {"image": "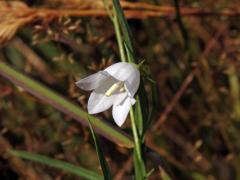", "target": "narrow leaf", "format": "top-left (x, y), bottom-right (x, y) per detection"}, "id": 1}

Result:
top-left (134, 96), bottom-right (143, 137)
top-left (112, 0), bottom-right (136, 62)
top-left (133, 149), bottom-right (146, 180)
top-left (88, 117), bottom-right (112, 180)
top-left (159, 167), bottom-right (172, 180)
top-left (0, 61), bottom-right (133, 148)
top-left (9, 150), bottom-right (103, 180)
top-left (144, 81), bottom-right (158, 135)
